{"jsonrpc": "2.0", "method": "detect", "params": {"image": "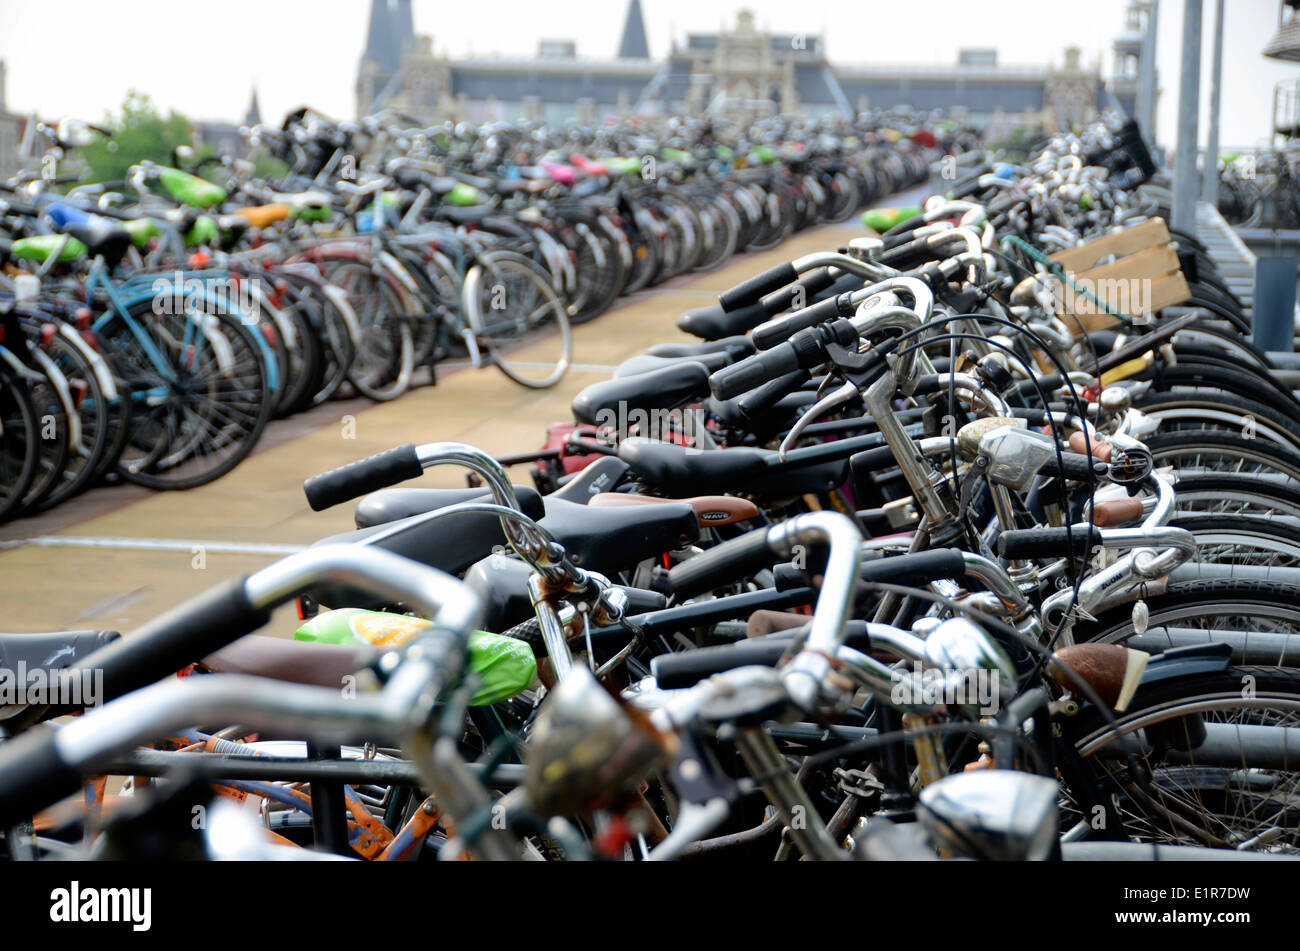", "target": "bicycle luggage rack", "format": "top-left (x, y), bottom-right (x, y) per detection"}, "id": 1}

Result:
top-left (1045, 217), bottom-right (1191, 335)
